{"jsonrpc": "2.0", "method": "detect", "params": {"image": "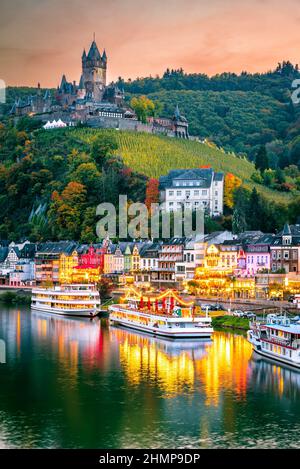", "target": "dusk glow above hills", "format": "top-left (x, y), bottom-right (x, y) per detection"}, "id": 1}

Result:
top-left (1, 0), bottom-right (300, 86)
